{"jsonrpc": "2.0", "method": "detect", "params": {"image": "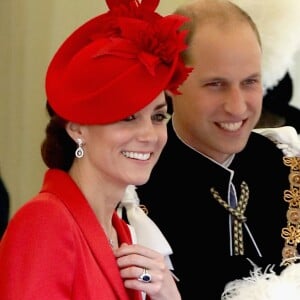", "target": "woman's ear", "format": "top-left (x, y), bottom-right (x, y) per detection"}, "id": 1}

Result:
top-left (65, 122), bottom-right (82, 142)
